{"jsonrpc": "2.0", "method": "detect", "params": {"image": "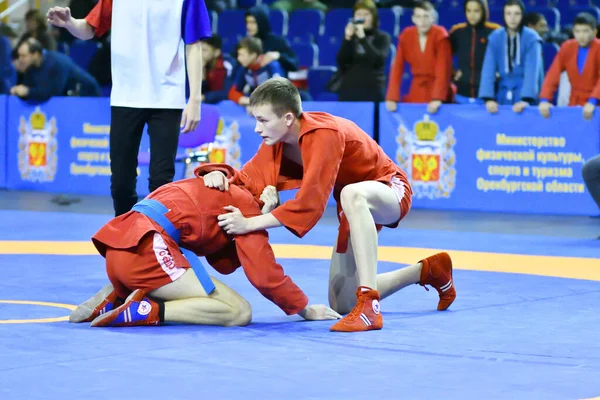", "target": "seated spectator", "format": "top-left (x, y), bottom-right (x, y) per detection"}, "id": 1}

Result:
top-left (478, 0), bottom-right (543, 114)
top-left (335, 0), bottom-right (390, 102)
top-left (245, 6), bottom-right (298, 74)
top-left (450, 0), bottom-right (500, 103)
top-left (228, 37), bottom-right (284, 106)
top-left (0, 35), bottom-right (16, 94)
top-left (10, 38), bottom-right (101, 101)
top-left (202, 35), bottom-right (236, 104)
top-left (385, 0), bottom-right (453, 114)
top-left (524, 12), bottom-right (569, 46)
top-left (271, 0), bottom-right (328, 13)
top-left (19, 9), bottom-right (56, 51)
top-left (539, 13), bottom-right (600, 120)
